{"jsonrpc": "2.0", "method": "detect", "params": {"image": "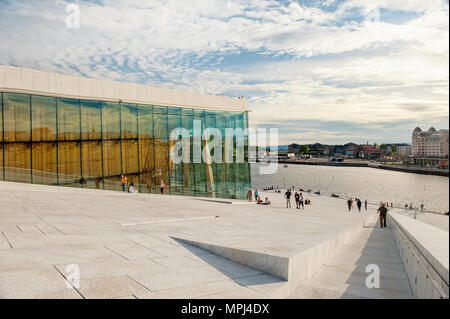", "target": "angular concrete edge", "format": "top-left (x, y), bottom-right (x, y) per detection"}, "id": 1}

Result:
top-left (388, 212), bottom-right (449, 299)
top-left (172, 237), bottom-right (291, 281)
top-left (173, 213), bottom-right (378, 298)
